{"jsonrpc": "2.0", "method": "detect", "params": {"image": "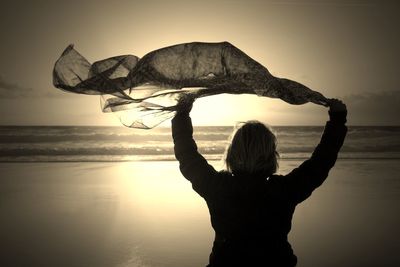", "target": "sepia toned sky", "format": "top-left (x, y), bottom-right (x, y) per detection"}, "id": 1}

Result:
top-left (0, 0), bottom-right (399, 126)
